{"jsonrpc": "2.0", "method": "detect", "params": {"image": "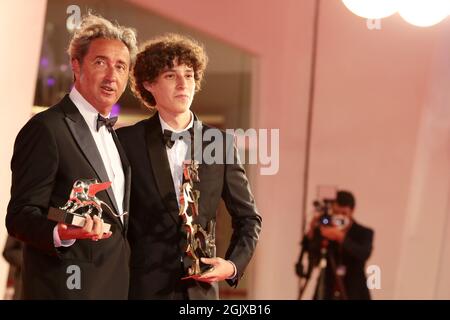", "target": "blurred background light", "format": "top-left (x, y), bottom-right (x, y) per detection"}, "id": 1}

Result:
top-left (398, 0), bottom-right (449, 27)
top-left (342, 0), bottom-right (449, 27)
top-left (342, 0), bottom-right (399, 19)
